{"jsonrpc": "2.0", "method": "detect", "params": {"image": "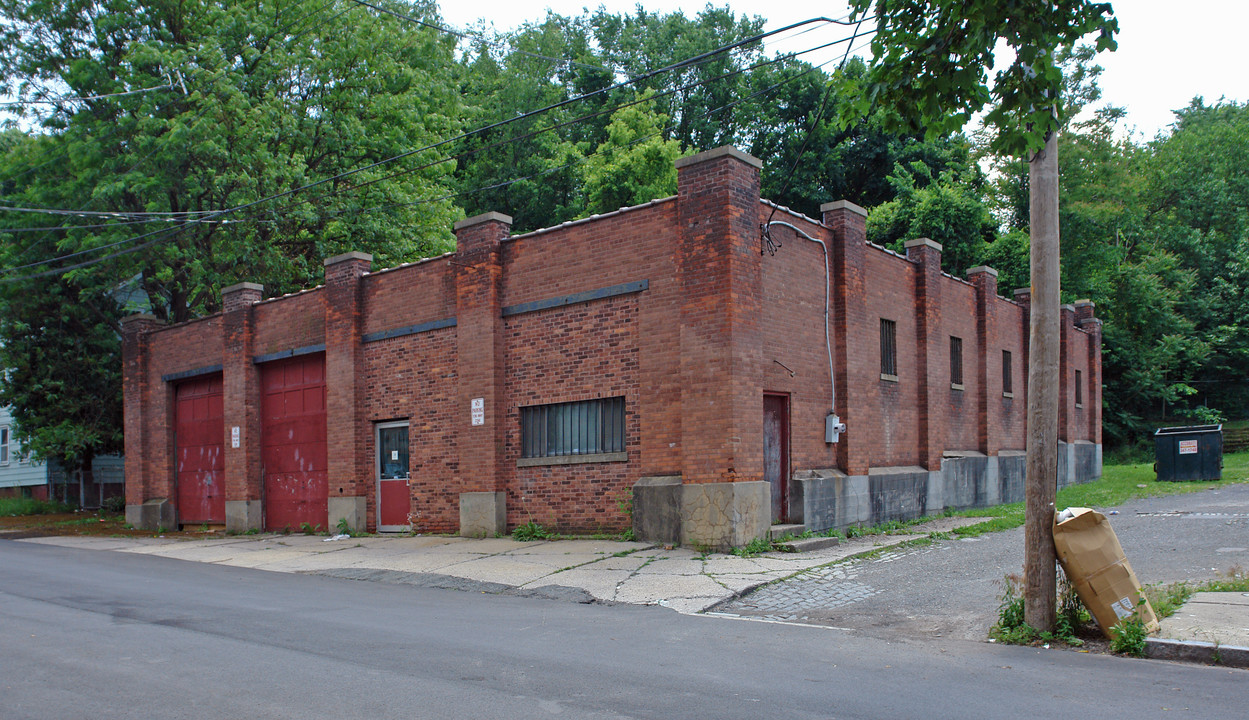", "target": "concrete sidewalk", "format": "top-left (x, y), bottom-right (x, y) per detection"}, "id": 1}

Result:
top-left (1149, 592), bottom-right (1249, 668)
top-left (16, 516), bottom-right (978, 614)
